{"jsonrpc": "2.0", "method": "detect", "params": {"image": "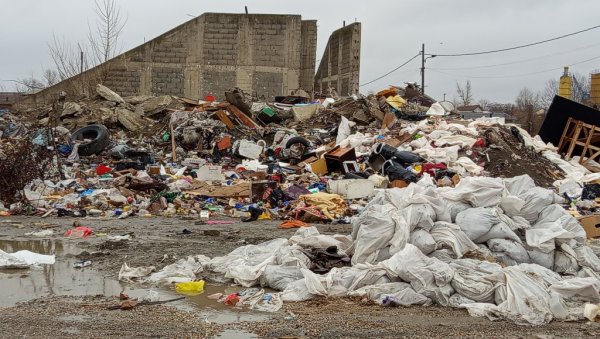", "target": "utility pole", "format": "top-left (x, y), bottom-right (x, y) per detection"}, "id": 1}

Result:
top-left (421, 43), bottom-right (425, 95)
